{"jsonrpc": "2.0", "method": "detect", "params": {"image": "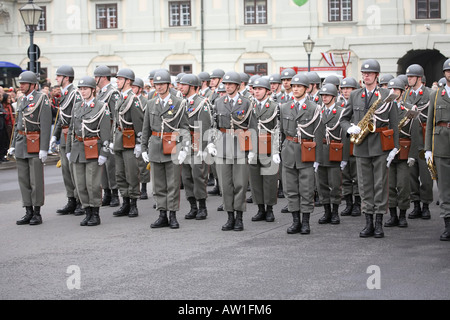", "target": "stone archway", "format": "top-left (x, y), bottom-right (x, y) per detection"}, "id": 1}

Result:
top-left (397, 49), bottom-right (447, 86)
